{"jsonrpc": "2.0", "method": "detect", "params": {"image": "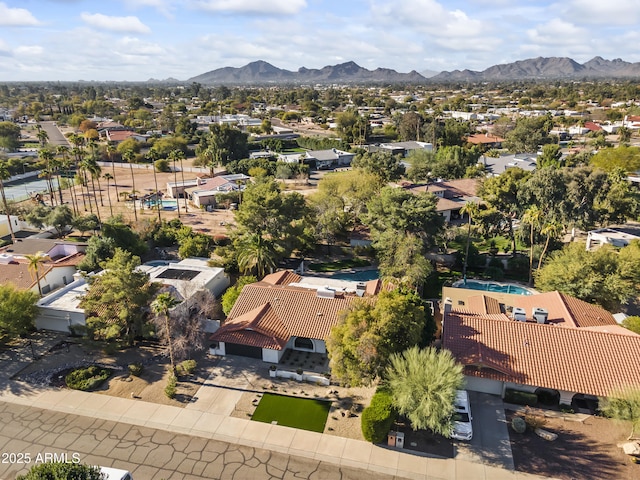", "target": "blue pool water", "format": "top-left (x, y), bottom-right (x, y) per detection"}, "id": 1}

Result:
top-left (453, 279), bottom-right (534, 295)
top-left (143, 199), bottom-right (178, 210)
top-left (331, 269), bottom-right (380, 281)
